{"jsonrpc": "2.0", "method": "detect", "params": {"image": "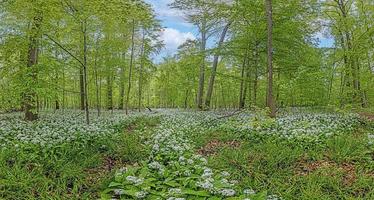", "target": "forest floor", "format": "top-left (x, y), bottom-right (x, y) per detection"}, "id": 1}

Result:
top-left (0, 109), bottom-right (373, 200)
